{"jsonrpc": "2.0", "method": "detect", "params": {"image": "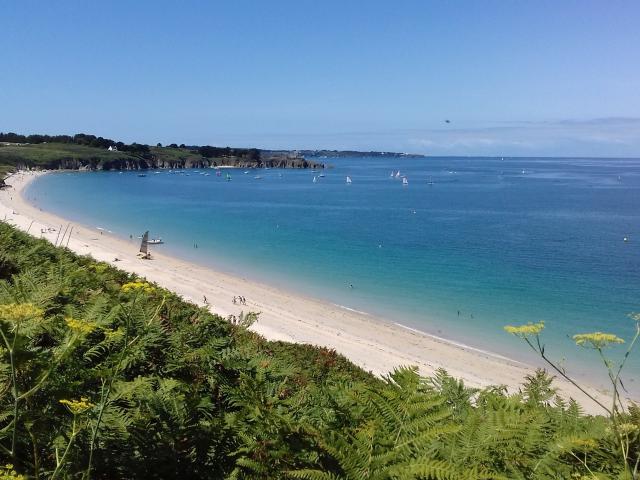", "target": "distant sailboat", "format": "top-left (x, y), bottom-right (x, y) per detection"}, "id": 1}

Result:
top-left (395, 171), bottom-right (400, 178)
top-left (389, 171), bottom-right (395, 178)
top-left (313, 176), bottom-right (317, 183)
top-left (402, 177), bottom-right (409, 186)
top-left (427, 176), bottom-right (434, 185)
top-left (226, 173), bottom-right (231, 181)
top-left (346, 176), bottom-right (352, 184)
